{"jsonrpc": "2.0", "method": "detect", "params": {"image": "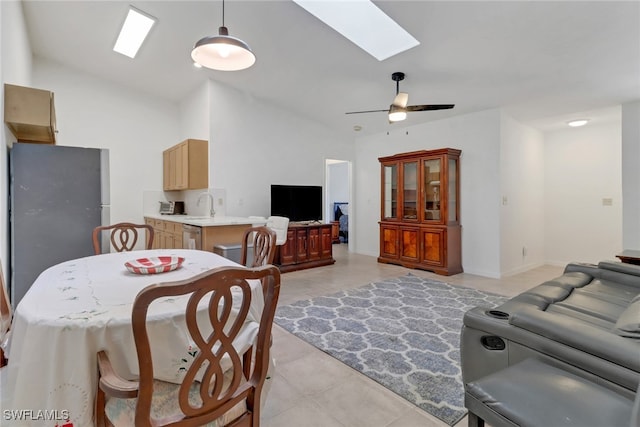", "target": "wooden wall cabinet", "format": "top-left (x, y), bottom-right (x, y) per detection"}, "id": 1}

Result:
top-left (163, 139), bottom-right (208, 191)
top-left (4, 84), bottom-right (57, 144)
top-left (275, 223), bottom-right (335, 272)
top-left (378, 148), bottom-right (462, 275)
